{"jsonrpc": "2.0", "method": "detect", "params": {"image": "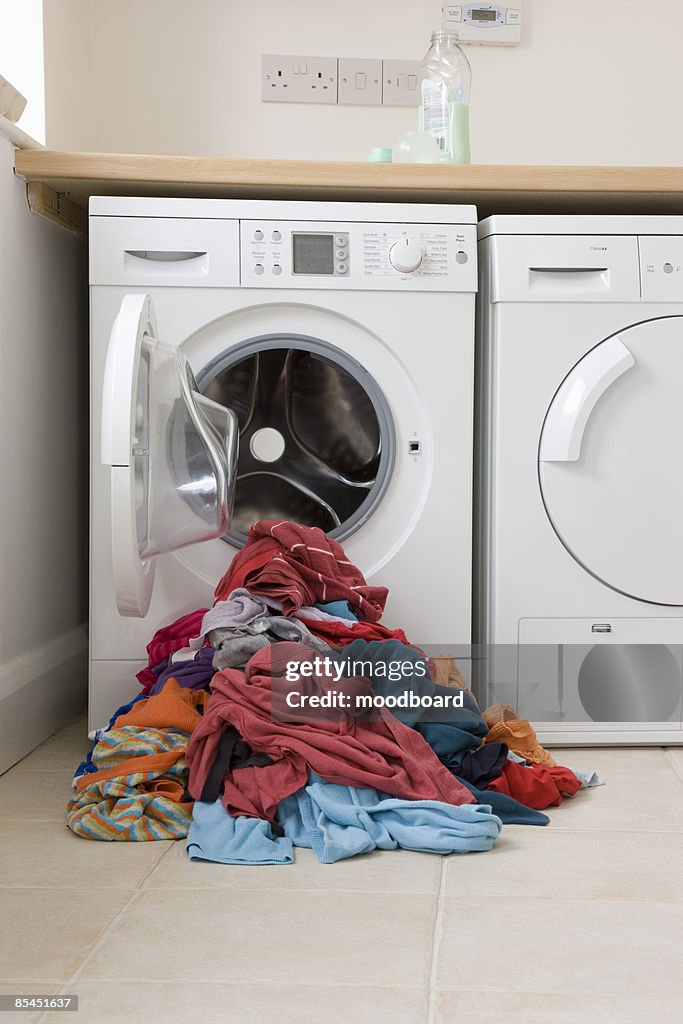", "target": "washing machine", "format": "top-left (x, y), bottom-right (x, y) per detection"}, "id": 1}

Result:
top-left (474, 215), bottom-right (683, 745)
top-left (89, 197), bottom-right (478, 728)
